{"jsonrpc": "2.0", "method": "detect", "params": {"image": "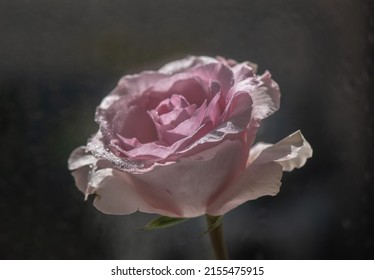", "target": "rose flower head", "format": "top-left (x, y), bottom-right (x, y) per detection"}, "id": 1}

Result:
top-left (68, 56), bottom-right (312, 218)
